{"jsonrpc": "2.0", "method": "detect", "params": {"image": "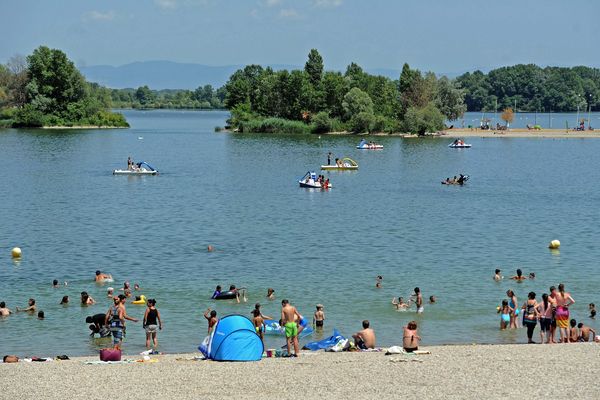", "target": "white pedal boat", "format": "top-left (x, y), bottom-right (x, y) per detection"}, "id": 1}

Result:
top-left (299, 171), bottom-right (332, 189)
top-left (356, 140), bottom-right (383, 149)
top-left (113, 161), bottom-right (158, 175)
top-left (448, 141), bottom-right (471, 148)
top-left (321, 157), bottom-right (358, 170)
